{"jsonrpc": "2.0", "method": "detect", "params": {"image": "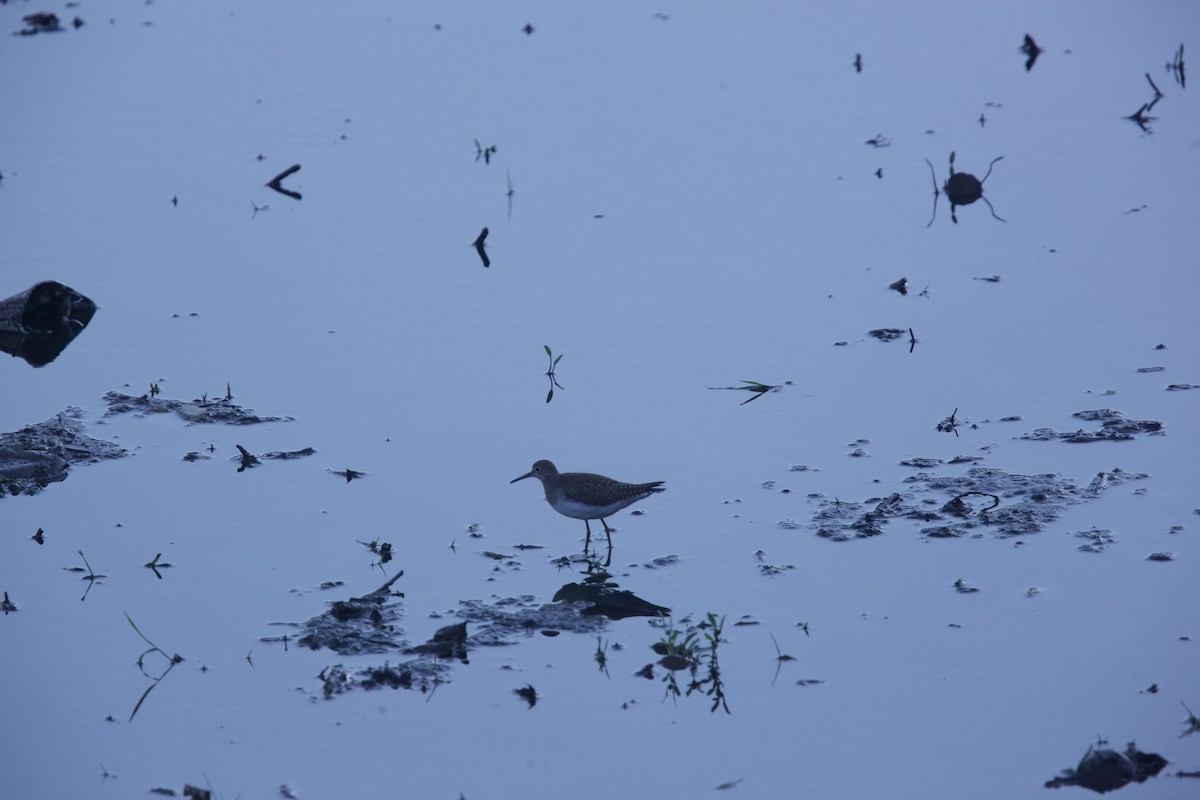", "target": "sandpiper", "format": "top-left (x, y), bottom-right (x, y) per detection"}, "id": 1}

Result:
top-left (510, 460), bottom-right (664, 549)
